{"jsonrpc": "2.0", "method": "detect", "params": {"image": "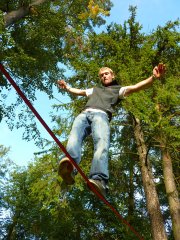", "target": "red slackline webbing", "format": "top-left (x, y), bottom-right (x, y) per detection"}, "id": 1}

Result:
top-left (0, 63), bottom-right (144, 240)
